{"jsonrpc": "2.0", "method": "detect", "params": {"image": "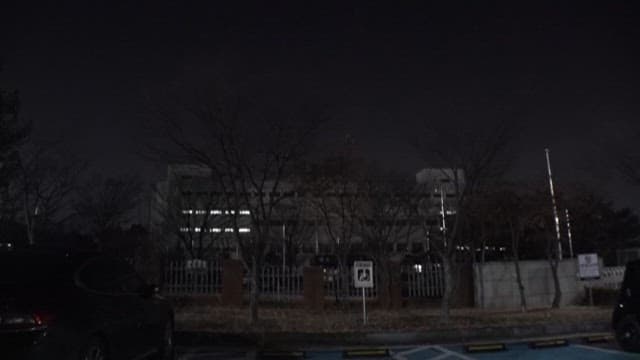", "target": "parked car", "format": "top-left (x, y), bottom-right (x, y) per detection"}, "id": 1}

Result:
top-left (613, 259), bottom-right (640, 352)
top-left (0, 250), bottom-right (174, 360)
